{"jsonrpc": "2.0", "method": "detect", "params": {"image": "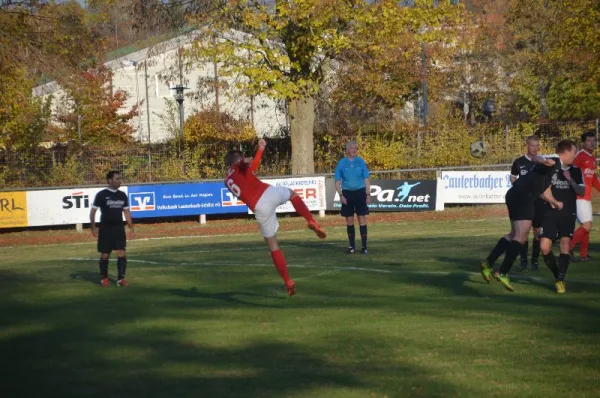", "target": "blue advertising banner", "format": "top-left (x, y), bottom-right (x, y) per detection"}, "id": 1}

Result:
top-left (127, 182), bottom-right (247, 218)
